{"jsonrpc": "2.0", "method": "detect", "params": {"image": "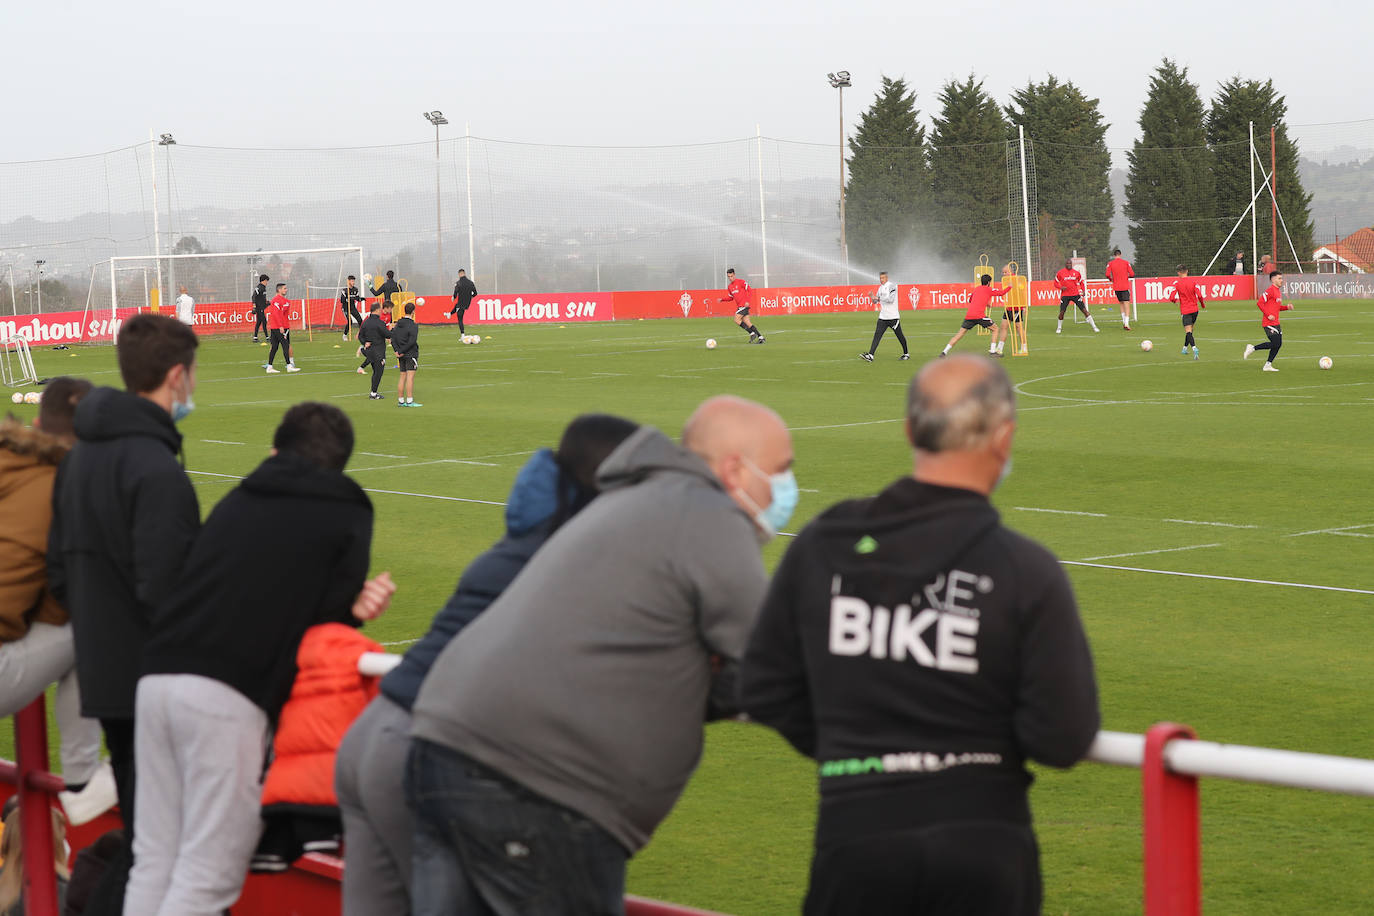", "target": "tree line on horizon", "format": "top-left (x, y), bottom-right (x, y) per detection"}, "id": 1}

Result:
top-left (844, 59), bottom-right (1315, 278)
